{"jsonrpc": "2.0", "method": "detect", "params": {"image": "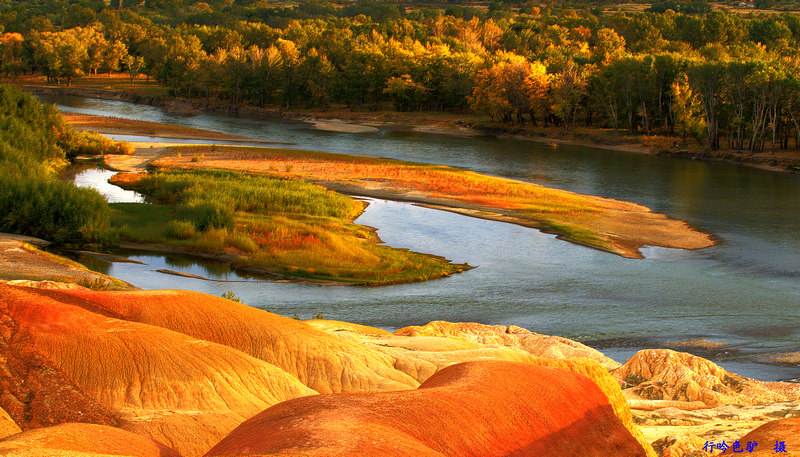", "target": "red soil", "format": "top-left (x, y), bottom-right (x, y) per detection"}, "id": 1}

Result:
top-left (728, 417), bottom-right (800, 456)
top-left (30, 287), bottom-right (418, 394)
top-left (0, 292), bottom-right (118, 431)
top-left (0, 422), bottom-right (180, 457)
top-left (206, 360), bottom-right (647, 457)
